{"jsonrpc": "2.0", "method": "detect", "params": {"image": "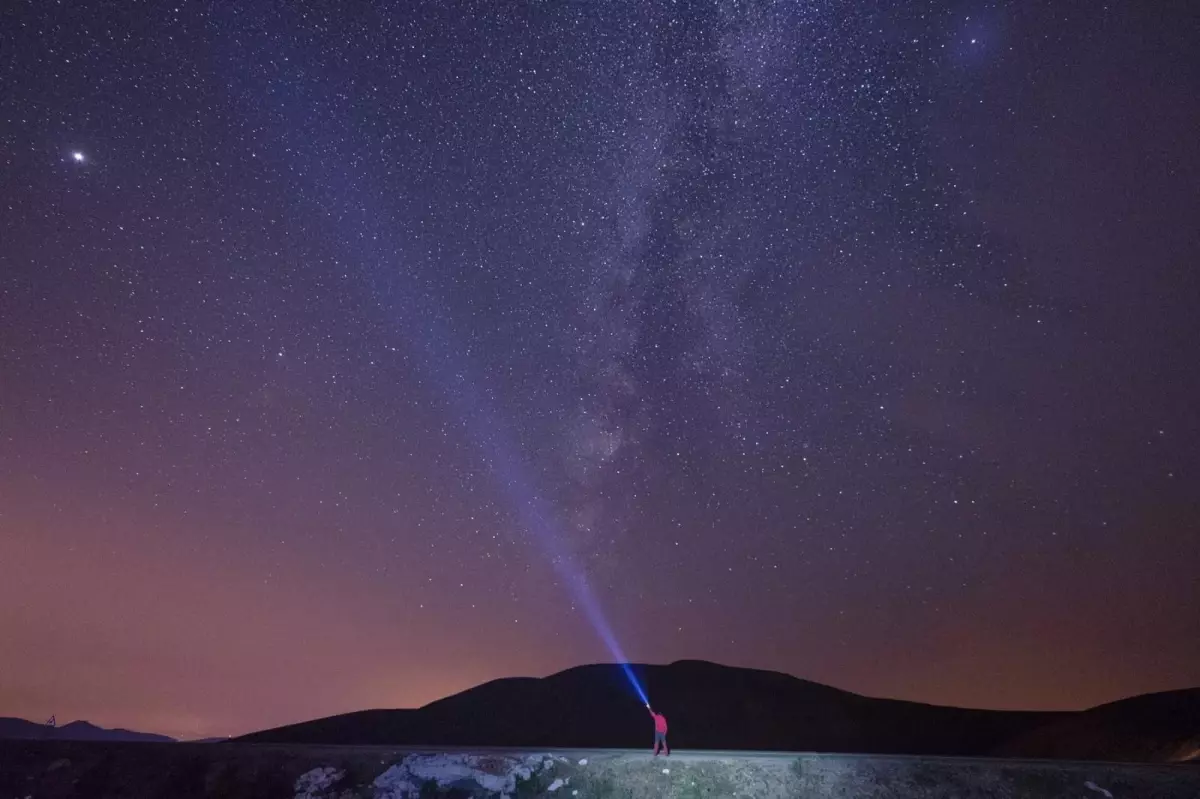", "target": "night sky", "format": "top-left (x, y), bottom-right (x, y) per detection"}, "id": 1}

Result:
top-left (2, 1), bottom-right (1197, 740)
